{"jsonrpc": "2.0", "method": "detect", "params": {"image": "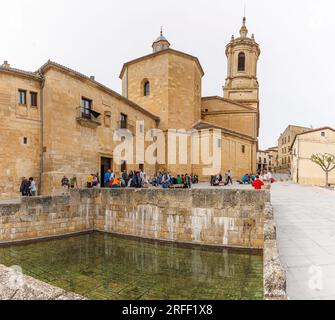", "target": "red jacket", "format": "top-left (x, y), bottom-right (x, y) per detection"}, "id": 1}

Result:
top-left (252, 179), bottom-right (264, 190)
